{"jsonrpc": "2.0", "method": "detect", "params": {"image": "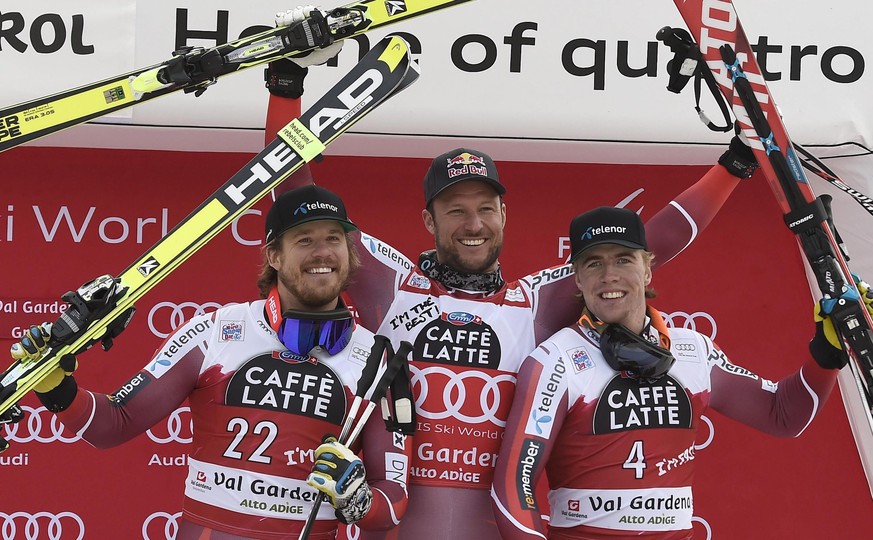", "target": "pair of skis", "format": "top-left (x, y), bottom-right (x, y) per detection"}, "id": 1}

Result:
top-left (0, 34), bottom-right (419, 450)
top-left (669, 0), bottom-right (873, 410)
top-left (0, 0), bottom-right (475, 153)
